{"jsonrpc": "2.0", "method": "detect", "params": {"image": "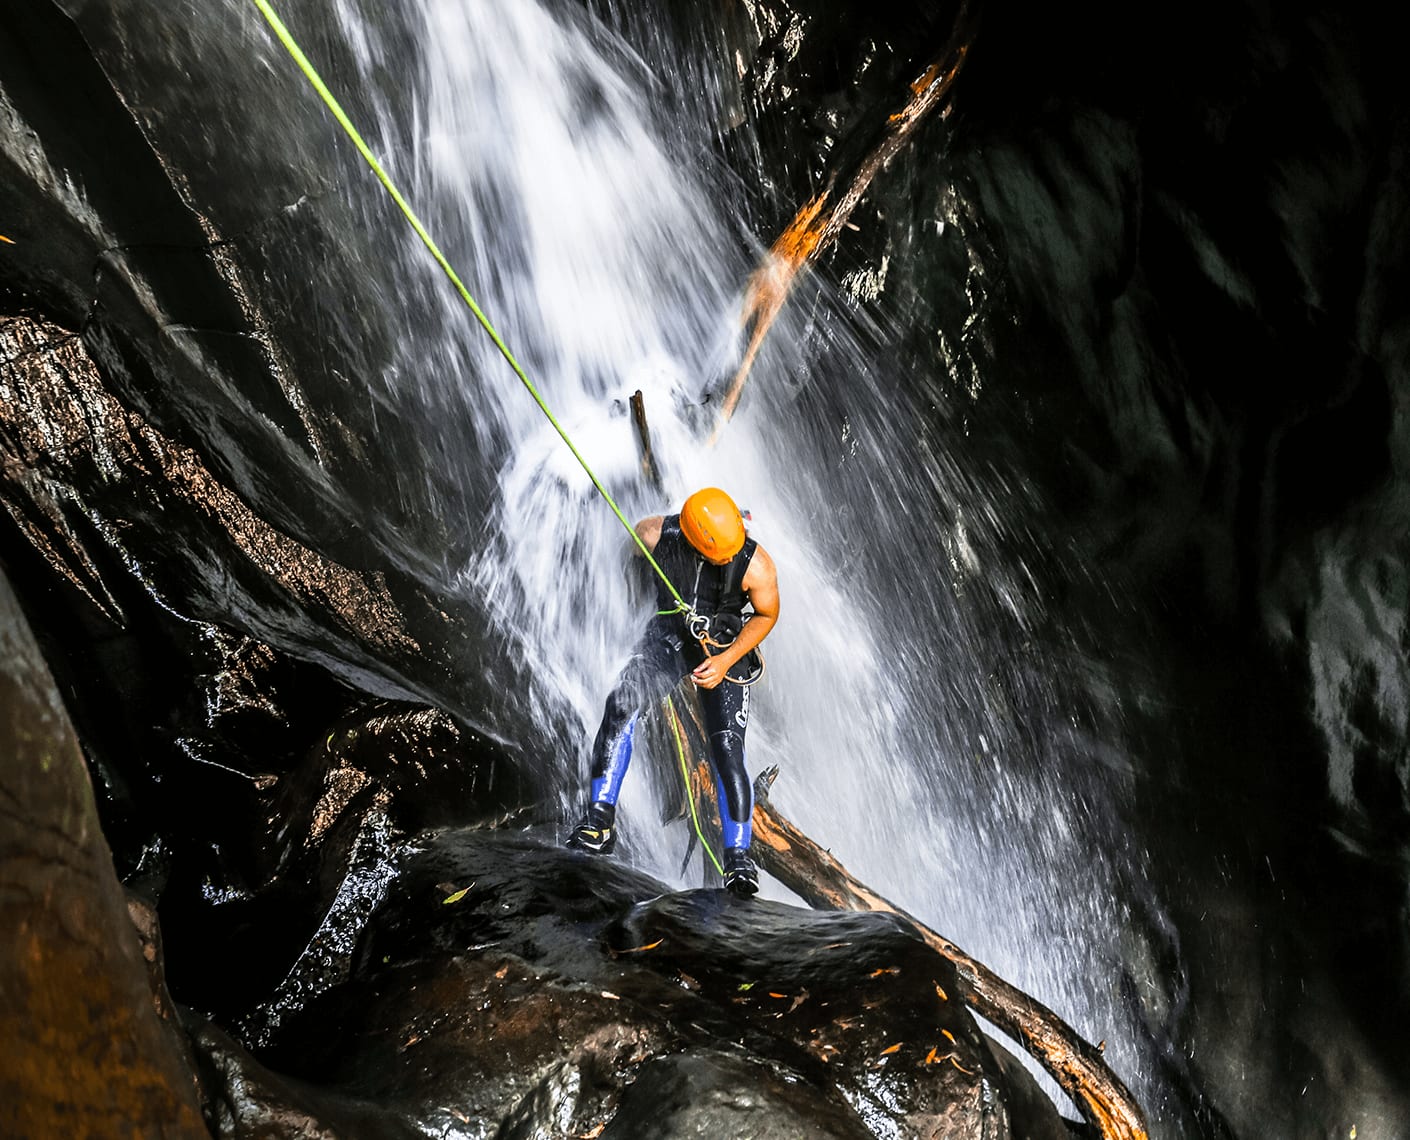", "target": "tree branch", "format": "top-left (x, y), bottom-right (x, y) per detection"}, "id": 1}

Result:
top-left (629, 390), bottom-right (662, 489)
top-left (709, 1), bottom-right (980, 444)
